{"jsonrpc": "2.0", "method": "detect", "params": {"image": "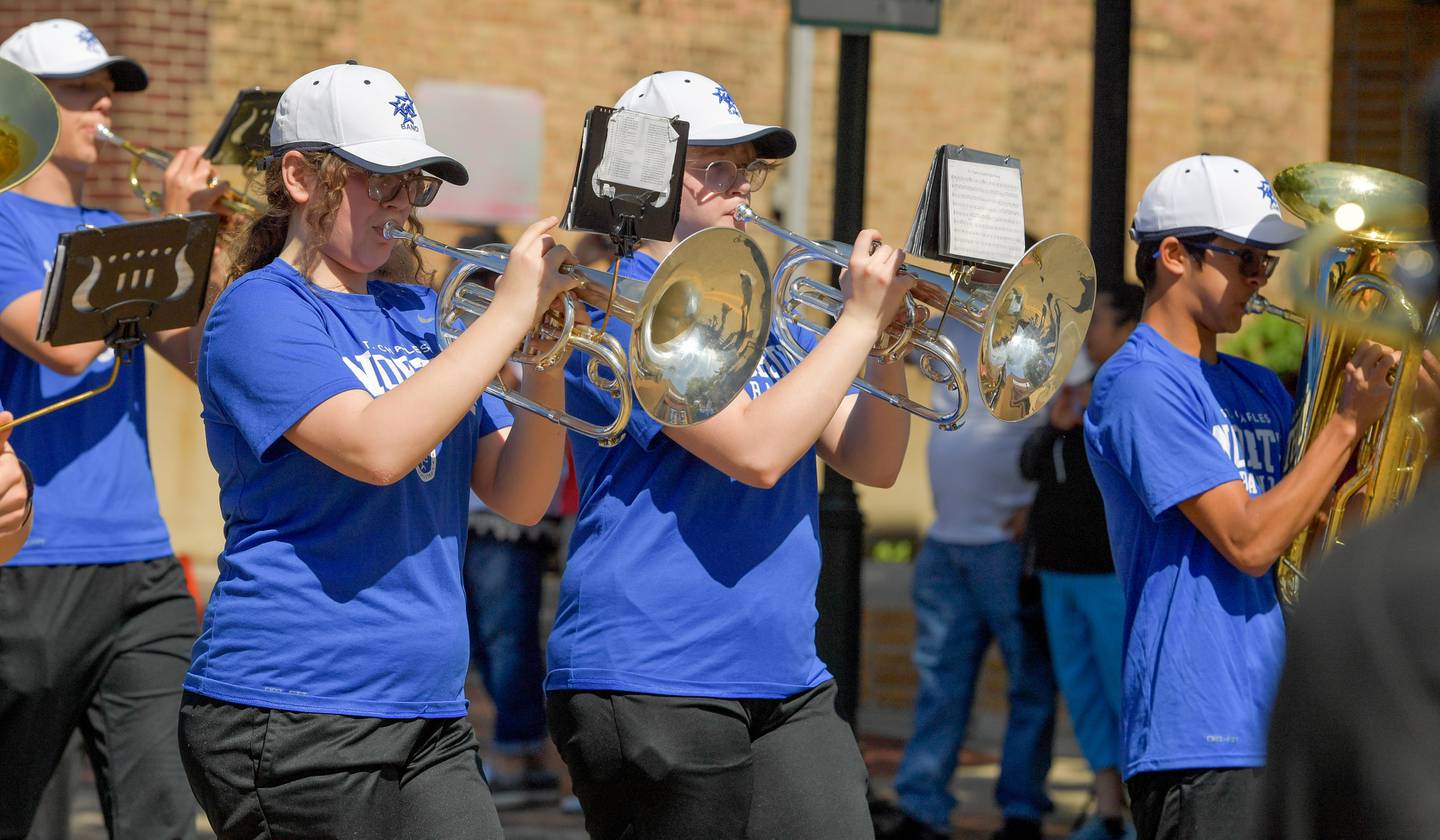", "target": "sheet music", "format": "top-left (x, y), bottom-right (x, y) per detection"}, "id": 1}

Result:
top-left (592, 109), bottom-right (679, 208)
top-left (945, 157), bottom-right (1025, 266)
